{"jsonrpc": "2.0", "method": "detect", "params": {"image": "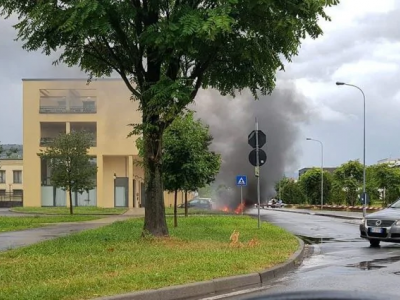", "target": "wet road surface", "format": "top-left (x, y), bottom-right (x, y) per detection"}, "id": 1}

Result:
top-left (0, 213), bottom-right (133, 251)
top-left (0, 222), bottom-right (104, 251)
top-left (201, 209), bottom-right (400, 299)
top-left (0, 208), bottom-right (28, 217)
